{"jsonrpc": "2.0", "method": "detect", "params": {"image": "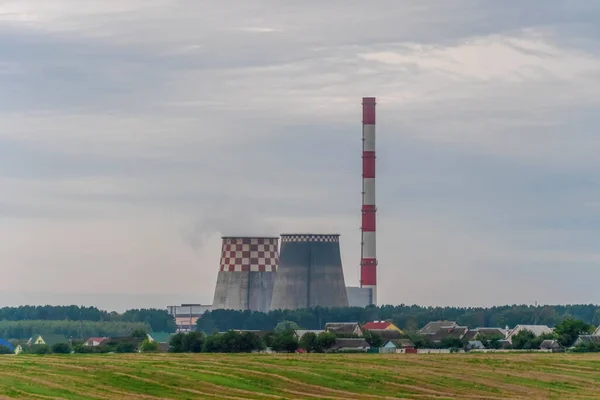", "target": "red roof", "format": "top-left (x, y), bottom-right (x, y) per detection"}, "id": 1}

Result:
top-left (363, 321), bottom-right (393, 330)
